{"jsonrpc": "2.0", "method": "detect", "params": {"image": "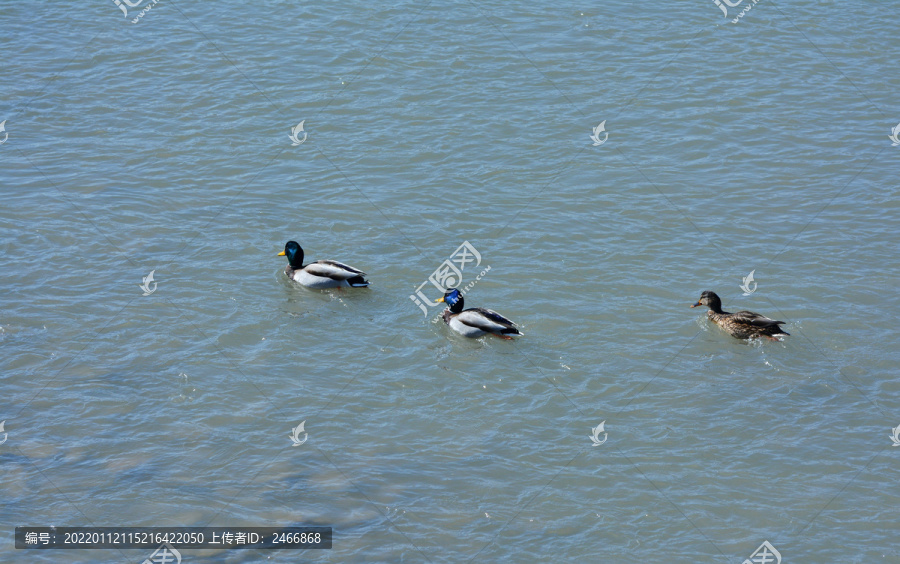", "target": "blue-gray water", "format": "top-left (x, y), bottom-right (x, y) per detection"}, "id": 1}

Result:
top-left (2, 1), bottom-right (899, 562)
